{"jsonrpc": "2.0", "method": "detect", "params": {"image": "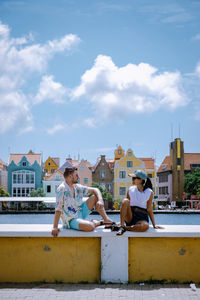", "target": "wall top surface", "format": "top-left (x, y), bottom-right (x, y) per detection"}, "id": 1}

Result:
top-left (0, 224), bottom-right (200, 237)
